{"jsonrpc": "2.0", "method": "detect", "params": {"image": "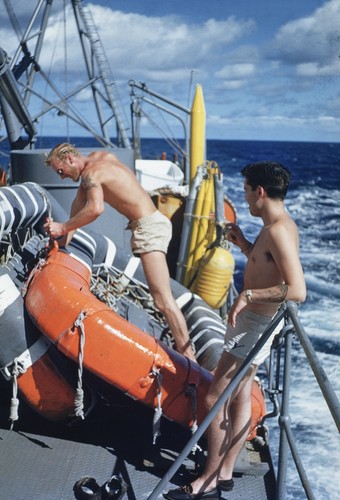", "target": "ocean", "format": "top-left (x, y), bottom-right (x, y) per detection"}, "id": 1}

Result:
top-left (1, 137), bottom-right (339, 499)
